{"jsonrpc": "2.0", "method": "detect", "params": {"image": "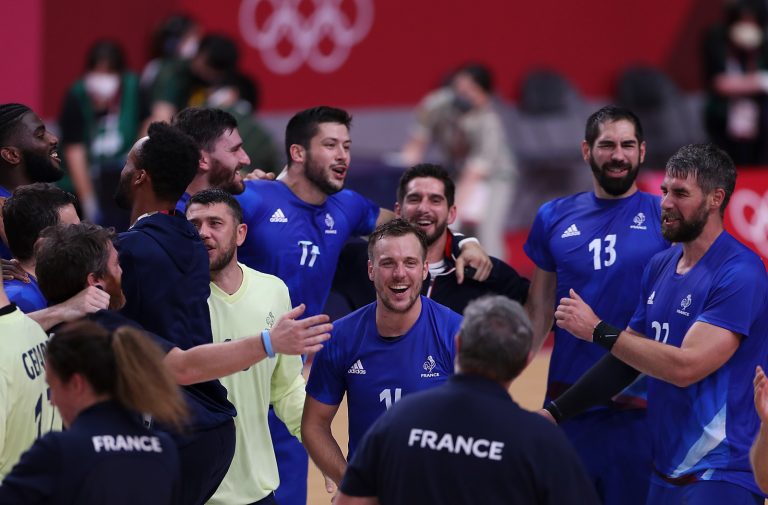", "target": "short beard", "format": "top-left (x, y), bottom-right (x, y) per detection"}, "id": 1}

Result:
top-left (379, 291), bottom-right (420, 314)
top-left (590, 154), bottom-right (639, 197)
top-left (210, 160), bottom-right (245, 195)
top-left (113, 175), bottom-right (132, 210)
top-left (24, 150), bottom-right (62, 183)
top-left (425, 222), bottom-right (448, 246)
top-left (209, 243), bottom-right (237, 272)
top-left (662, 201), bottom-right (709, 242)
top-left (305, 152), bottom-right (342, 196)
